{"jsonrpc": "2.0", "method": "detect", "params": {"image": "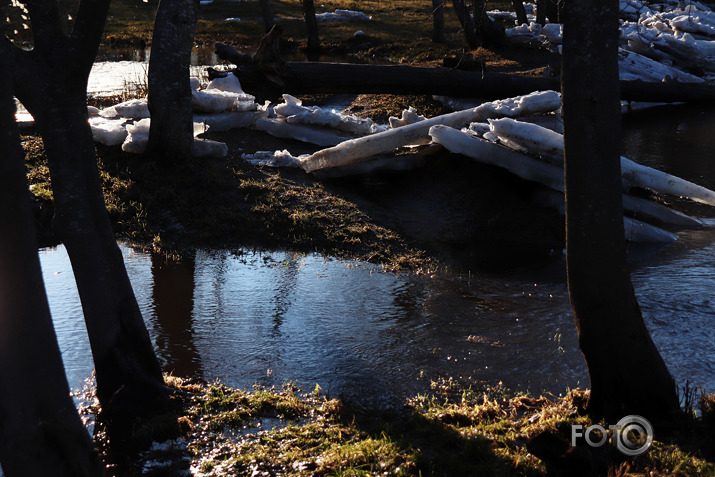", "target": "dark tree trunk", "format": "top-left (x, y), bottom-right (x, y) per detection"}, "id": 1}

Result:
top-left (260, 0), bottom-right (274, 32)
top-left (511, 0), bottom-right (528, 25)
top-left (536, 0), bottom-right (546, 25)
top-left (9, 0), bottom-right (174, 441)
top-left (432, 0), bottom-right (445, 43)
top-left (0, 53), bottom-right (102, 477)
top-left (451, 0), bottom-right (478, 48)
top-left (536, 0), bottom-right (560, 24)
top-left (146, 0), bottom-right (200, 165)
top-left (303, 0), bottom-right (320, 56)
top-left (561, 0), bottom-right (679, 420)
top-left (472, 0), bottom-right (488, 36)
